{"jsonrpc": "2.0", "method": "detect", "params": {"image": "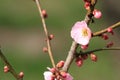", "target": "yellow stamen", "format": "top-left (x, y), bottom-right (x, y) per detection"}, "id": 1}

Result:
top-left (82, 28), bottom-right (88, 36)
